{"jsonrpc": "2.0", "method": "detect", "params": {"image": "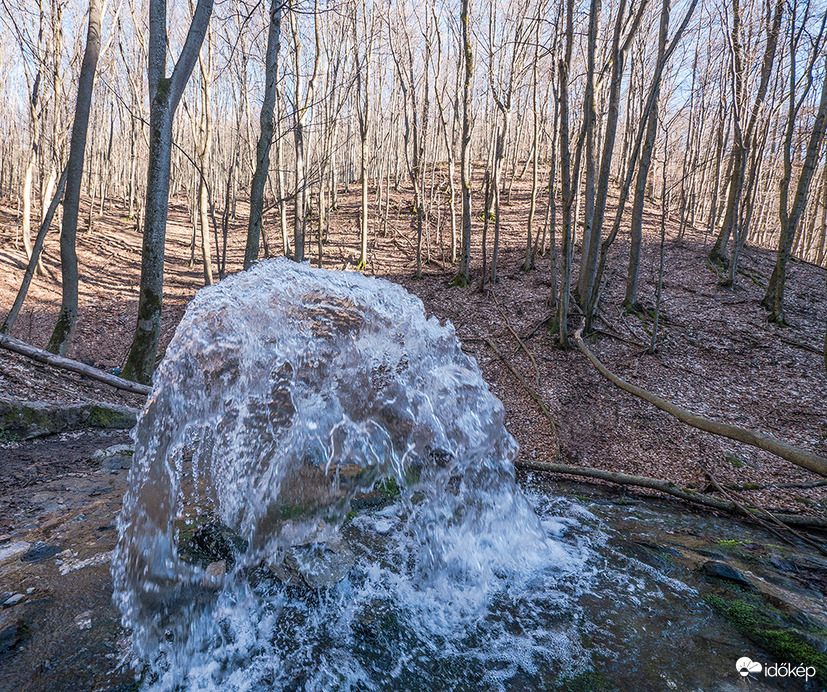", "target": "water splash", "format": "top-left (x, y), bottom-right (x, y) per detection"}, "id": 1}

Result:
top-left (112, 259), bottom-right (591, 690)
